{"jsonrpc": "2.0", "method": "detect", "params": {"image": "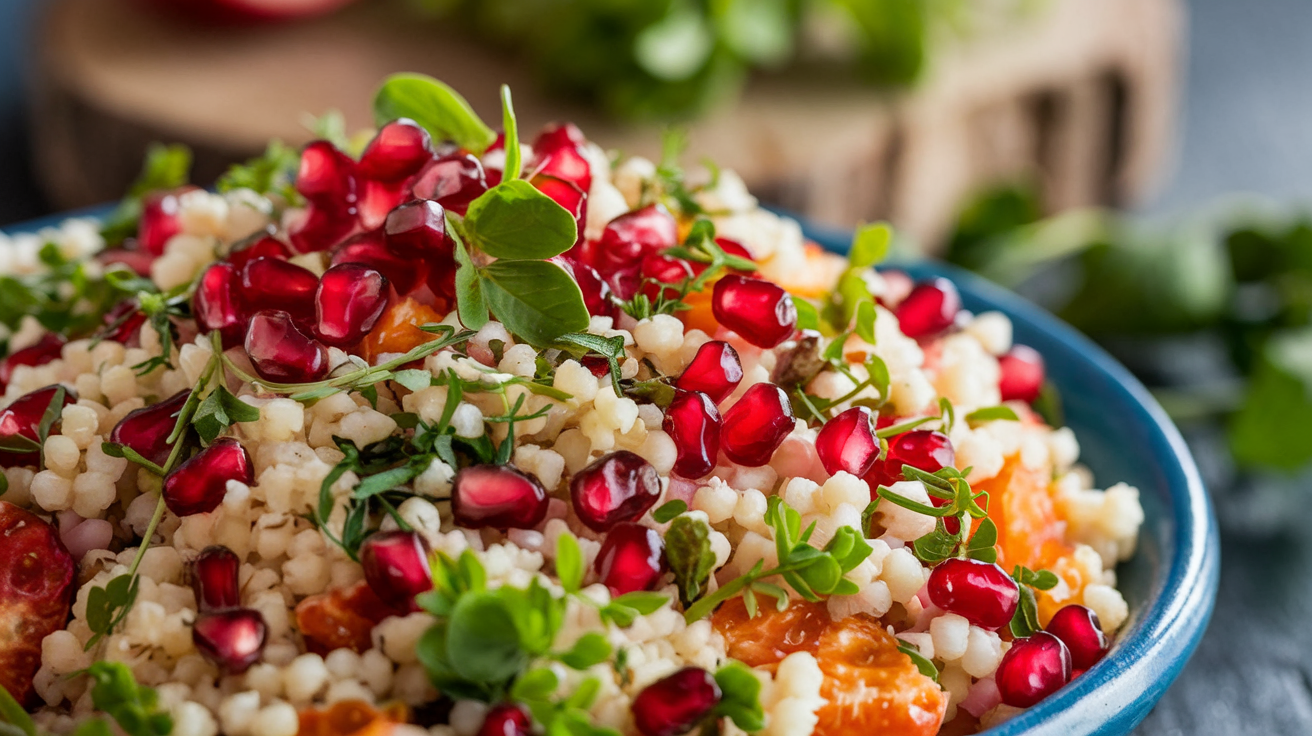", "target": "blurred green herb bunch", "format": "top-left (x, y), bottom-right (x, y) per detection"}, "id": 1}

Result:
top-left (410, 0), bottom-right (1036, 119)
